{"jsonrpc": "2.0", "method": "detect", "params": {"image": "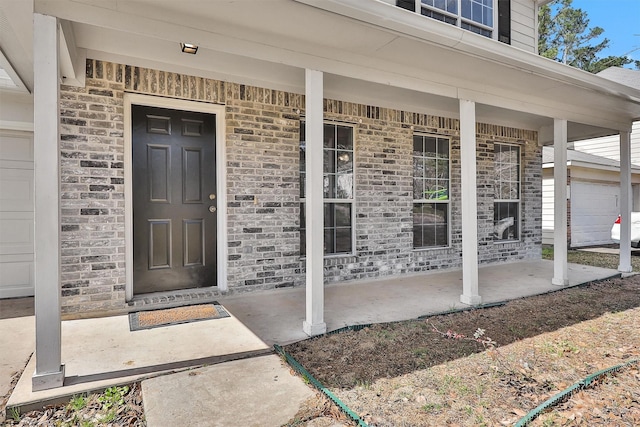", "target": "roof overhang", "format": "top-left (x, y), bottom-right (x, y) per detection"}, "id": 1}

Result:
top-left (5, 0), bottom-right (640, 139)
